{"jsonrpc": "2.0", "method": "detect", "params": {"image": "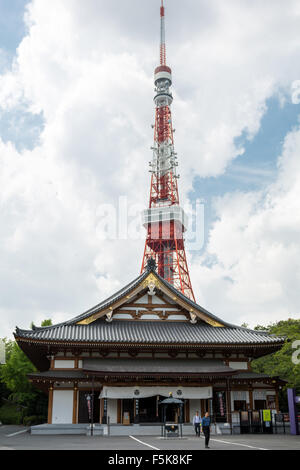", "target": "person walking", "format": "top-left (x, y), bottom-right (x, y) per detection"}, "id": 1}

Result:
top-left (201, 412), bottom-right (211, 449)
top-left (192, 411), bottom-right (201, 437)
